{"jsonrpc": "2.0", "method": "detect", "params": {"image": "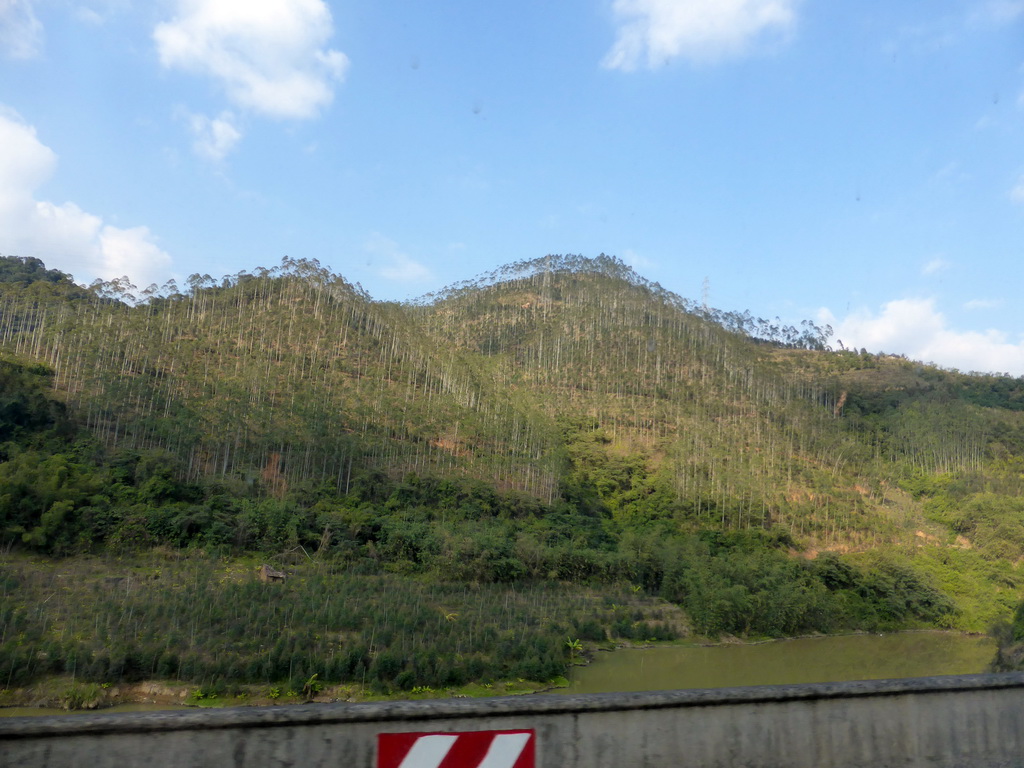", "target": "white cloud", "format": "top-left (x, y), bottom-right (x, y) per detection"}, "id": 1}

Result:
top-left (74, 1), bottom-right (131, 26)
top-left (75, 7), bottom-right (104, 26)
top-left (822, 298), bottom-right (1024, 375)
top-left (0, 108), bottom-right (172, 289)
top-left (0, 0), bottom-right (43, 59)
top-left (1011, 175), bottom-right (1024, 205)
top-left (964, 298), bottom-right (1003, 310)
top-left (922, 257), bottom-right (951, 275)
top-left (379, 253), bottom-right (432, 283)
top-left (98, 226), bottom-right (171, 285)
top-left (603, 0), bottom-right (800, 71)
top-left (365, 233), bottom-right (432, 283)
top-left (154, 0), bottom-right (348, 120)
top-left (980, 1), bottom-right (1024, 24)
top-left (186, 110), bottom-right (242, 162)
top-left (623, 248), bottom-right (656, 271)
